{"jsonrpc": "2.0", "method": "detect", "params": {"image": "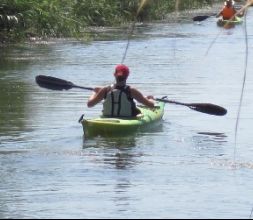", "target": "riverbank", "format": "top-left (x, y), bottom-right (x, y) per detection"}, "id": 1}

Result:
top-left (2, 0), bottom-right (250, 46)
top-left (0, 0), bottom-right (220, 45)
